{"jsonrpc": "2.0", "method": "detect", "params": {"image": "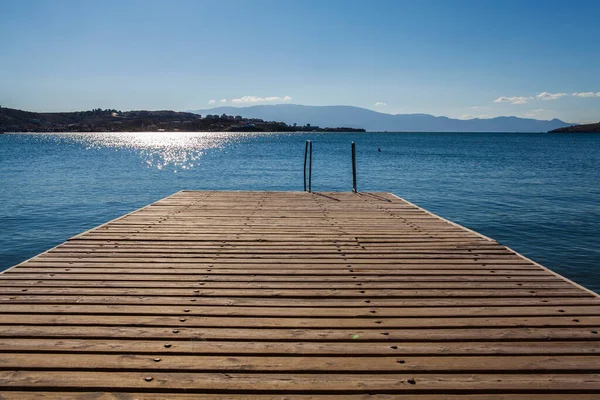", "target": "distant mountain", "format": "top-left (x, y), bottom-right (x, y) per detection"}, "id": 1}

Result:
top-left (549, 122), bottom-right (600, 133)
top-left (189, 104), bottom-right (571, 133)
